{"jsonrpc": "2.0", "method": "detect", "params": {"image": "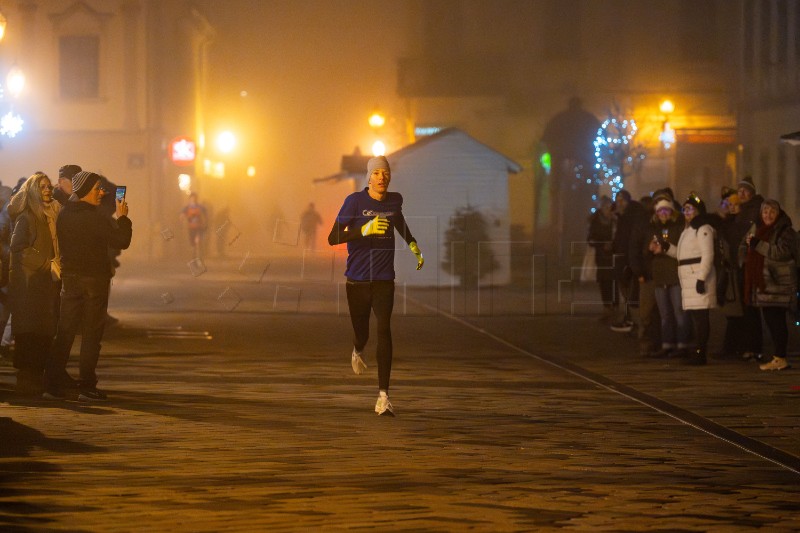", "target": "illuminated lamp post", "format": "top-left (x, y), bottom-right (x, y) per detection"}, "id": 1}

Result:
top-left (659, 99), bottom-right (676, 150)
top-left (368, 108), bottom-right (387, 156)
top-left (0, 12), bottom-right (25, 140)
top-left (368, 110), bottom-right (385, 129)
top-left (216, 130), bottom-right (236, 155)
